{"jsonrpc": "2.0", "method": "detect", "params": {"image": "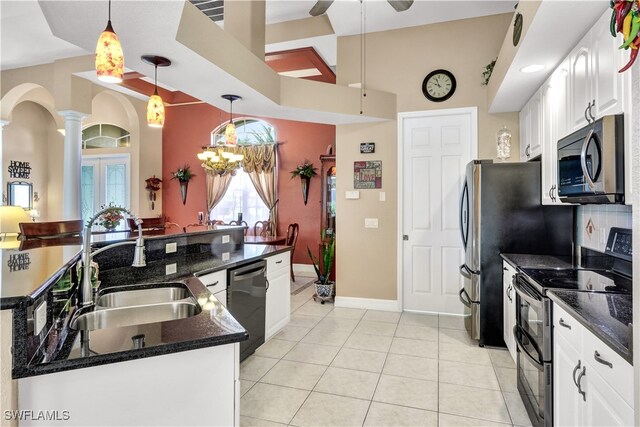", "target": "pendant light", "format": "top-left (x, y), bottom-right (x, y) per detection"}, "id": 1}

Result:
top-left (222, 94), bottom-right (241, 145)
top-left (95, 0), bottom-right (124, 83)
top-left (141, 55), bottom-right (171, 128)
